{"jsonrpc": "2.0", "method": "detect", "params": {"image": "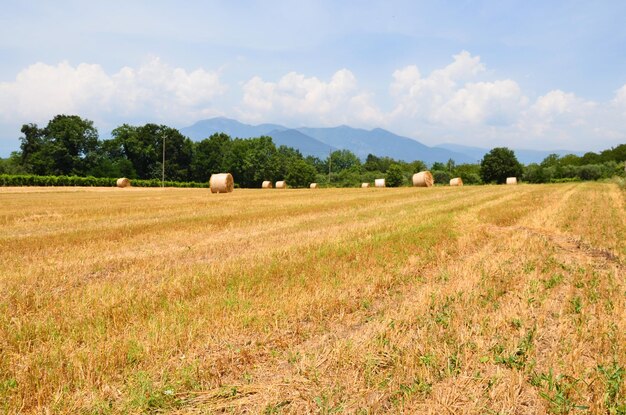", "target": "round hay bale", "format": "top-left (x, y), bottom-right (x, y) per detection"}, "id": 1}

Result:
top-left (209, 173), bottom-right (234, 193)
top-left (310, 183), bottom-right (318, 189)
top-left (375, 178), bottom-right (385, 188)
top-left (116, 177), bottom-right (131, 188)
top-left (361, 183), bottom-right (370, 188)
top-left (412, 171), bottom-right (434, 187)
top-left (506, 177), bottom-right (518, 185)
top-left (275, 180), bottom-right (287, 189)
top-left (449, 177), bottom-right (463, 186)
top-left (262, 180), bottom-right (273, 189)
